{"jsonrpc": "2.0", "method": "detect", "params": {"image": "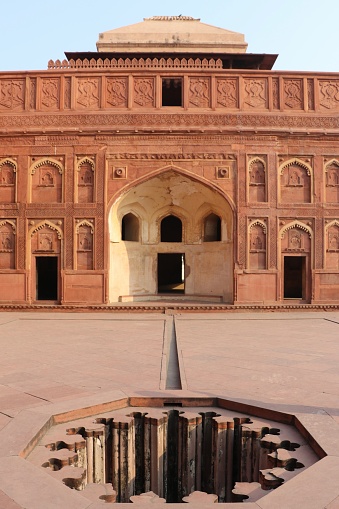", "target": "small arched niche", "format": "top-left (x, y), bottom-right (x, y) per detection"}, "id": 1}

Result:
top-left (0, 159), bottom-right (16, 203)
top-left (203, 213), bottom-right (221, 242)
top-left (279, 159), bottom-right (312, 204)
top-left (30, 158), bottom-right (63, 204)
top-left (249, 221), bottom-right (267, 269)
top-left (122, 213), bottom-right (139, 242)
top-left (248, 158), bottom-right (266, 203)
top-left (76, 221), bottom-right (94, 270)
top-left (77, 158), bottom-right (95, 203)
top-left (161, 215), bottom-right (182, 242)
top-left (325, 160), bottom-right (339, 203)
top-left (0, 220), bottom-right (16, 269)
top-left (325, 221), bottom-right (339, 269)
